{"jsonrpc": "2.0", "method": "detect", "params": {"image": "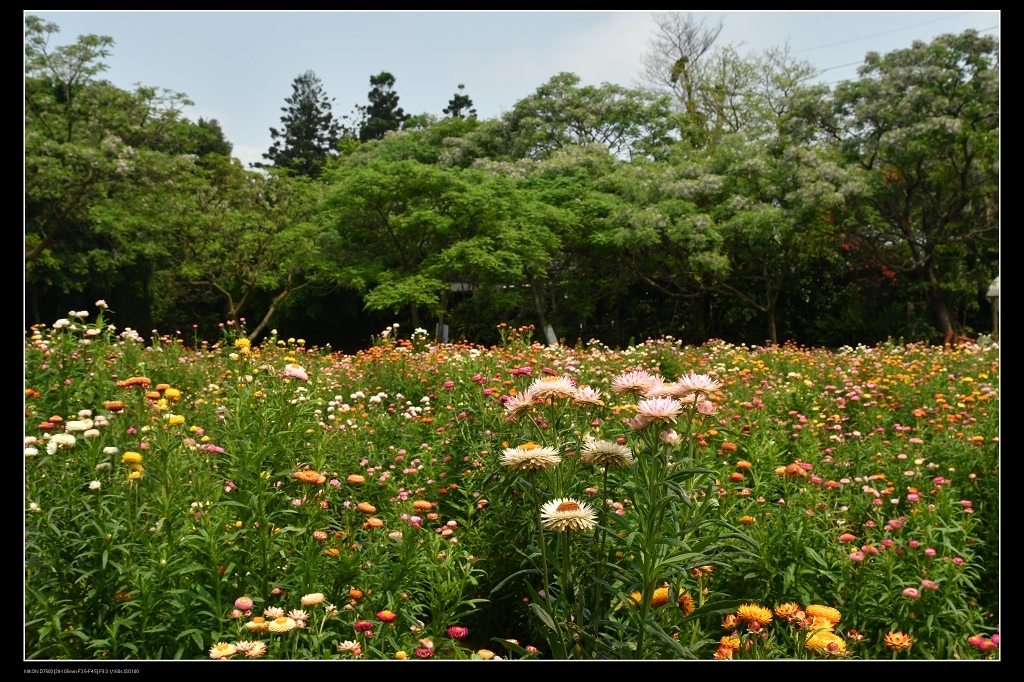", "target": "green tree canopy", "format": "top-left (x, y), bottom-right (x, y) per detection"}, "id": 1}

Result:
top-left (831, 30), bottom-right (1000, 340)
top-left (25, 15), bottom-right (201, 326)
top-left (357, 71), bottom-right (410, 142)
top-left (259, 70), bottom-right (341, 178)
top-left (443, 83), bottom-right (477, 119)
